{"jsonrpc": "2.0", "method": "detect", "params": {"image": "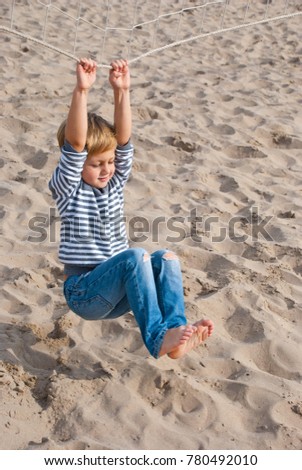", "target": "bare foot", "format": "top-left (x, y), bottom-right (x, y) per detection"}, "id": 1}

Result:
top-left (158, 325), bottom-right (197, 357)
top-left (167, 319), bottom-right (214, 359)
